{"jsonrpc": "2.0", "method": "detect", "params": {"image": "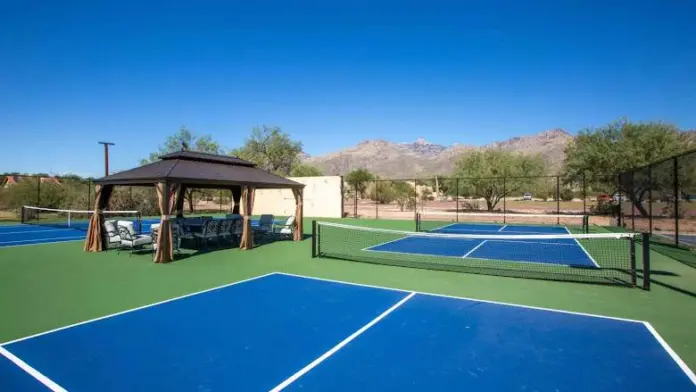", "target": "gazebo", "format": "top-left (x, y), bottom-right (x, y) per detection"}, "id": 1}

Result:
top-left (83, 151), bottom-right (305, 263)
